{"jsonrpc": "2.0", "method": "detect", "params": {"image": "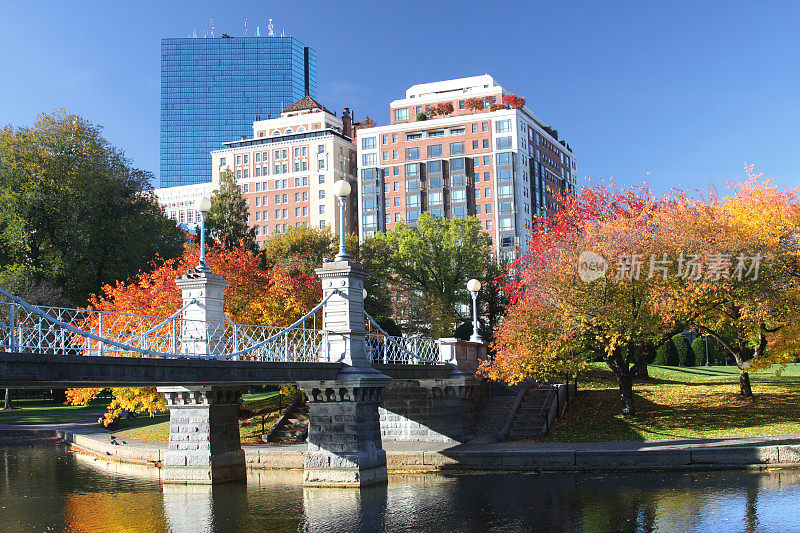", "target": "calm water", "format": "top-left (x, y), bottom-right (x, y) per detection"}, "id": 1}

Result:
top-left (3, 444), bottom-right (800, 532)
